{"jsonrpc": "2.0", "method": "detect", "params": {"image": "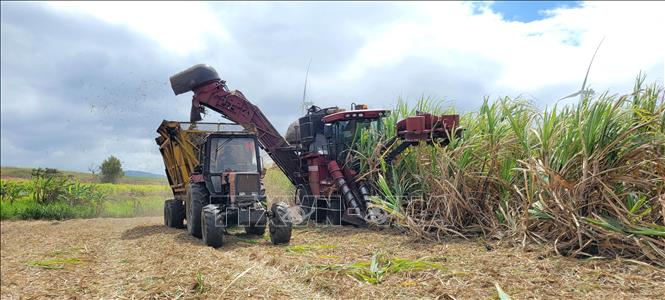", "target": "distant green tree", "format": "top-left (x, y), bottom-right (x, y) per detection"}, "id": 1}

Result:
top-left (100, 156), bottom-right (123, 183)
